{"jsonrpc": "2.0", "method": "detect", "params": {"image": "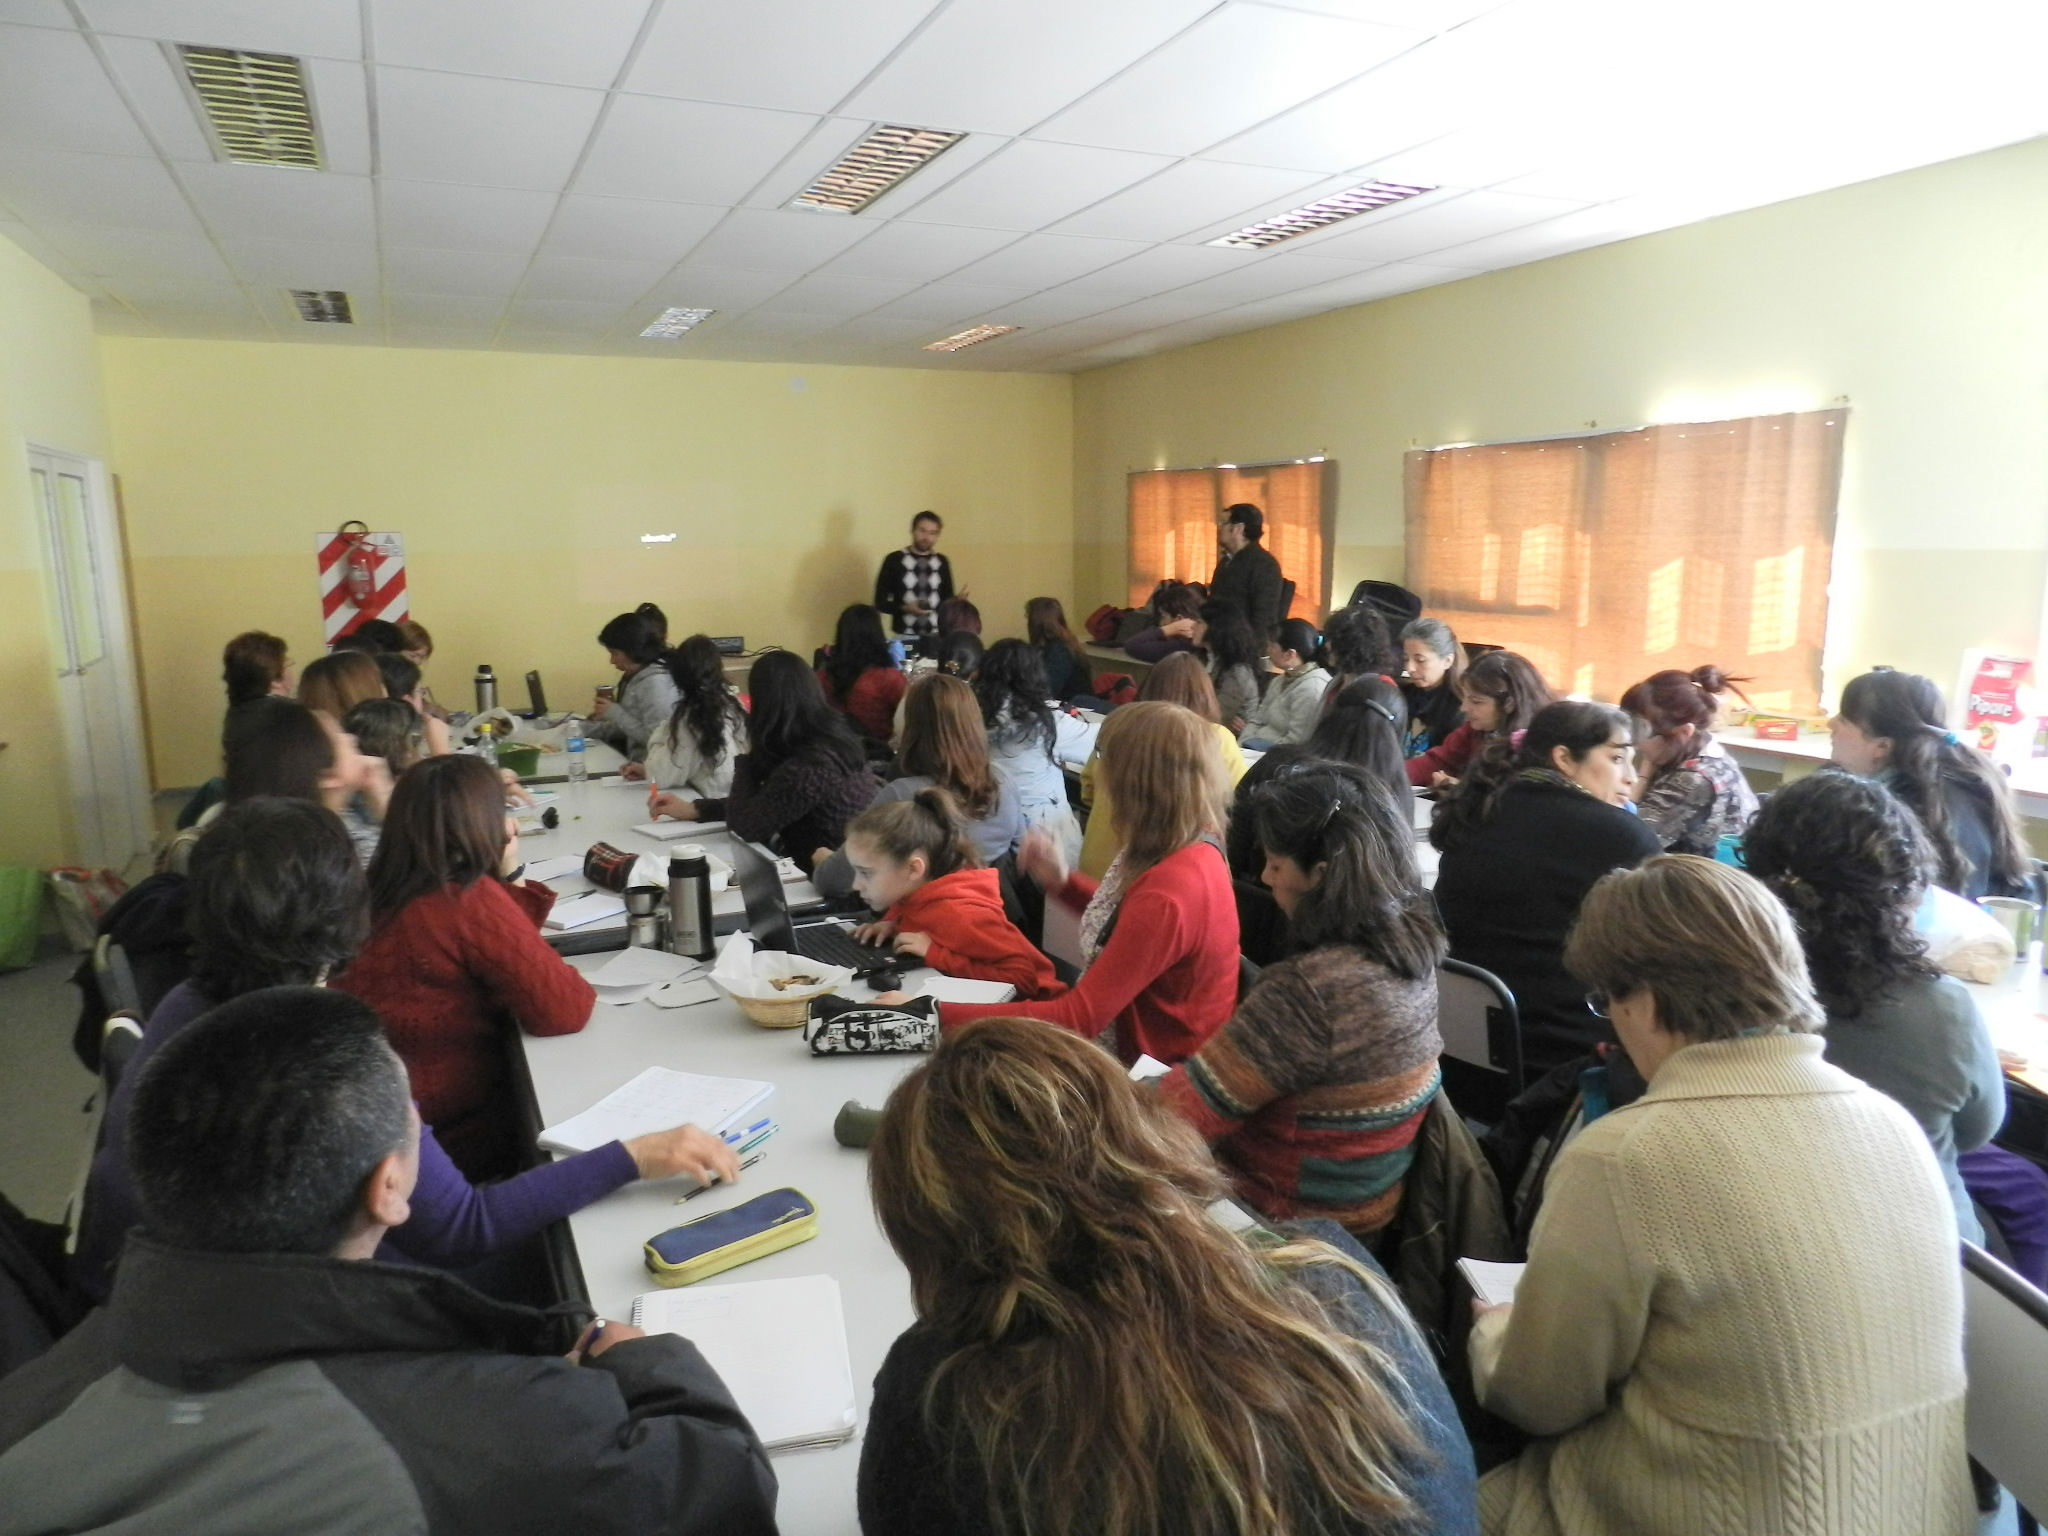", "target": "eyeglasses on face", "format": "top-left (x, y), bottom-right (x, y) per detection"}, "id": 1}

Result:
top-left (1585, 992), bottom-right (1612, 1019)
